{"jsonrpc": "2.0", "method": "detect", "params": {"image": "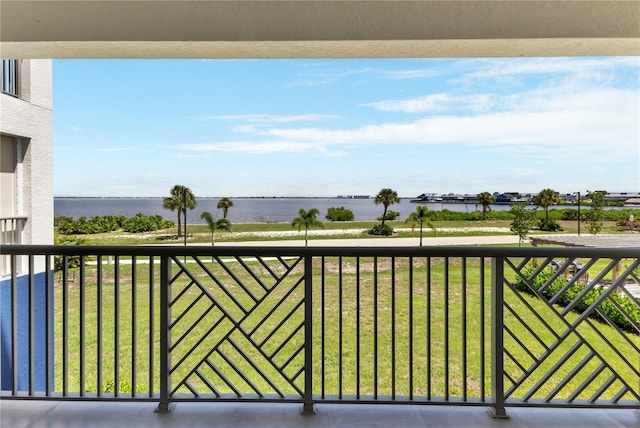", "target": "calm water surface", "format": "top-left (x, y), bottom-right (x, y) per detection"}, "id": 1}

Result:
top-left (54, 197), bottom-right (515, 224)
